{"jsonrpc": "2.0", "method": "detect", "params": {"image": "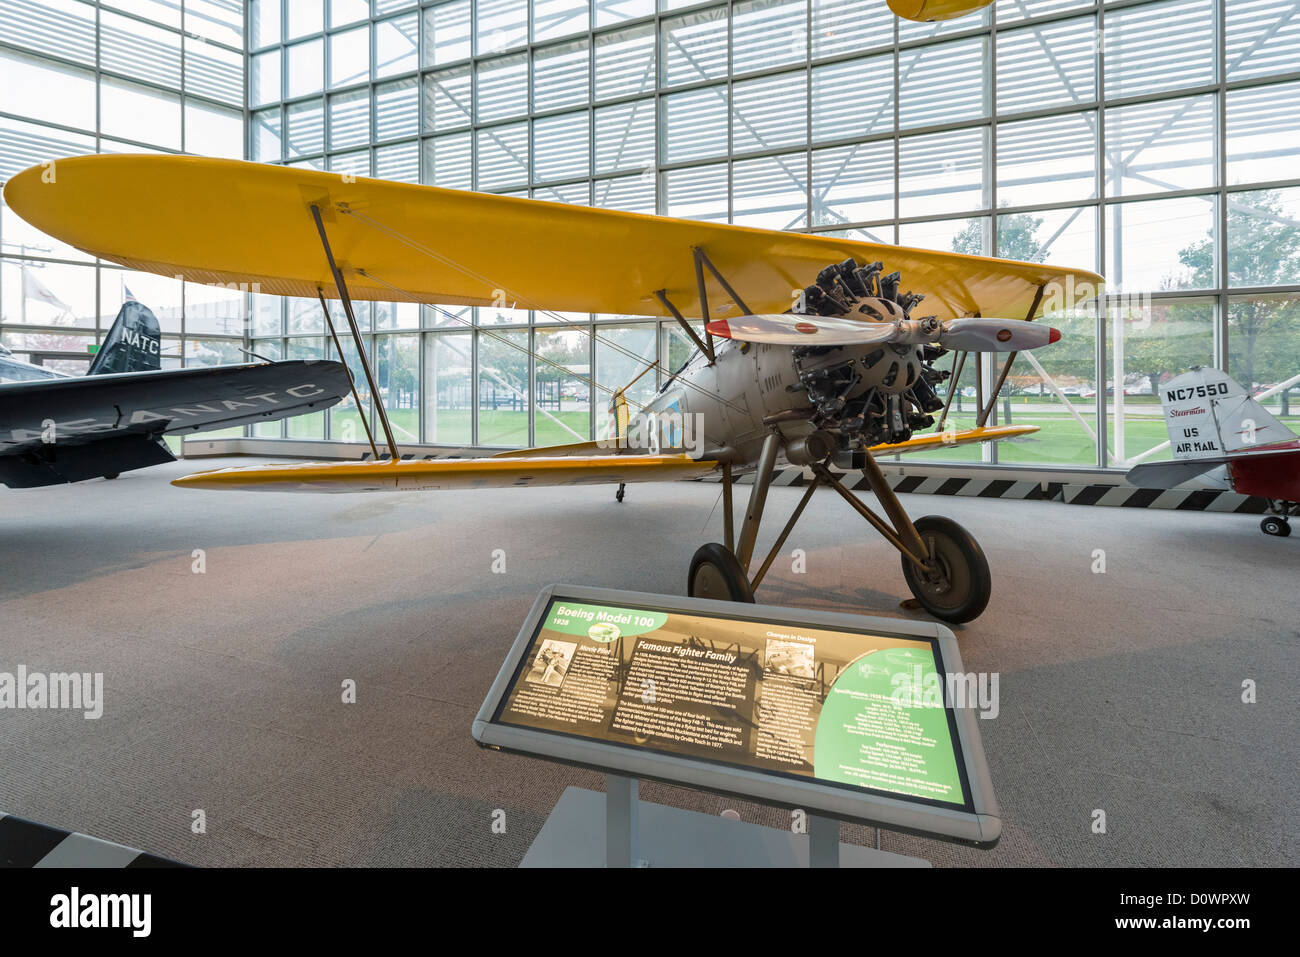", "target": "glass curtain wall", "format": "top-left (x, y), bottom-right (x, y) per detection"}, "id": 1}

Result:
top-left (21, 0), bottom-right (1293, 465)
top-left (0, 0), bottom-right (246, 404)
